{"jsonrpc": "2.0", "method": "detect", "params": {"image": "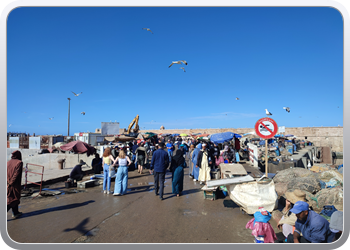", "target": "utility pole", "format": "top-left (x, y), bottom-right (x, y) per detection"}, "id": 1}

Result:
top-left (67, 98), bottom-right (71, 136)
